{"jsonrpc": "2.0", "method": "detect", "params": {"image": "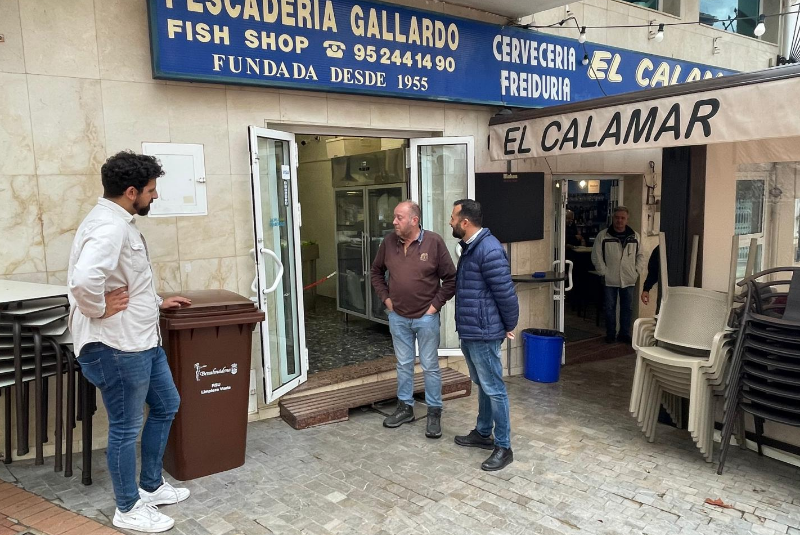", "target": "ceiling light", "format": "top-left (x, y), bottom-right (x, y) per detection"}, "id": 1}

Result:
top-left (579, 180), bottom-right (587, 189)
top-left (582, 53), bottom-right (589, 66)
top-left (578, 27), bottom-right (587, 43)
